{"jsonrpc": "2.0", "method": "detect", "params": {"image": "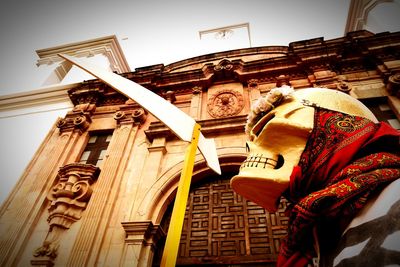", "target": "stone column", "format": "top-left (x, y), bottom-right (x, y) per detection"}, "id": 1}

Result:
top-left (0, 105), bottom-right (93, 266)
top-left (65, 108), bottom-right (142, 266)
